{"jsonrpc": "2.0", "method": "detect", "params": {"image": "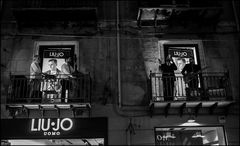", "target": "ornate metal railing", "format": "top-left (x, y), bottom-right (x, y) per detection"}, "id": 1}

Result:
top-left (7, 73), bottom-right (92, 104)
top-left (150, 72), bottom-right (232, 102)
